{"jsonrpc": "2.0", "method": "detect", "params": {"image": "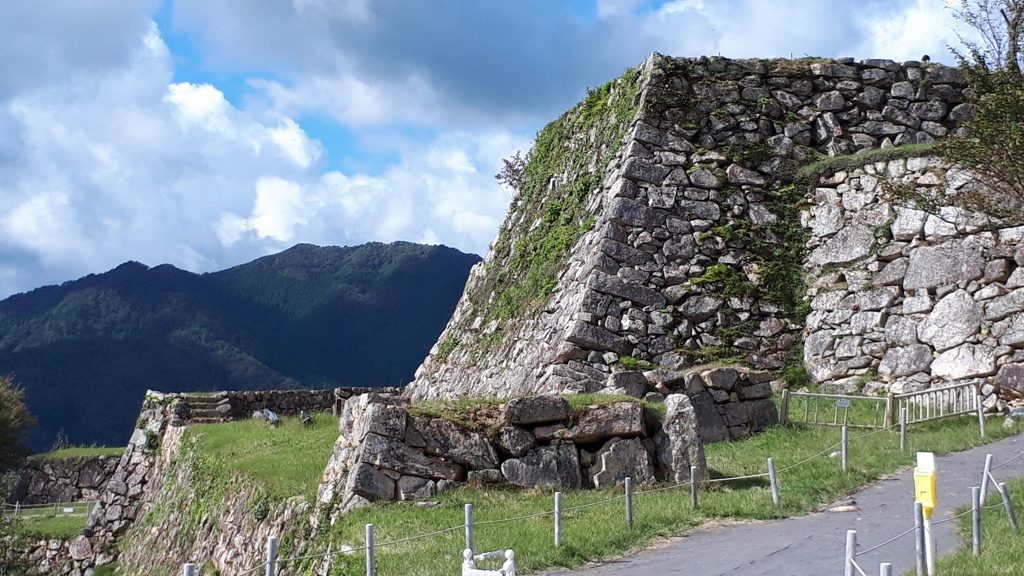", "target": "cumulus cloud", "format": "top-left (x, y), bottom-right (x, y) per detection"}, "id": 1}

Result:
top-left (0, 0), bottom-right (986, 299)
